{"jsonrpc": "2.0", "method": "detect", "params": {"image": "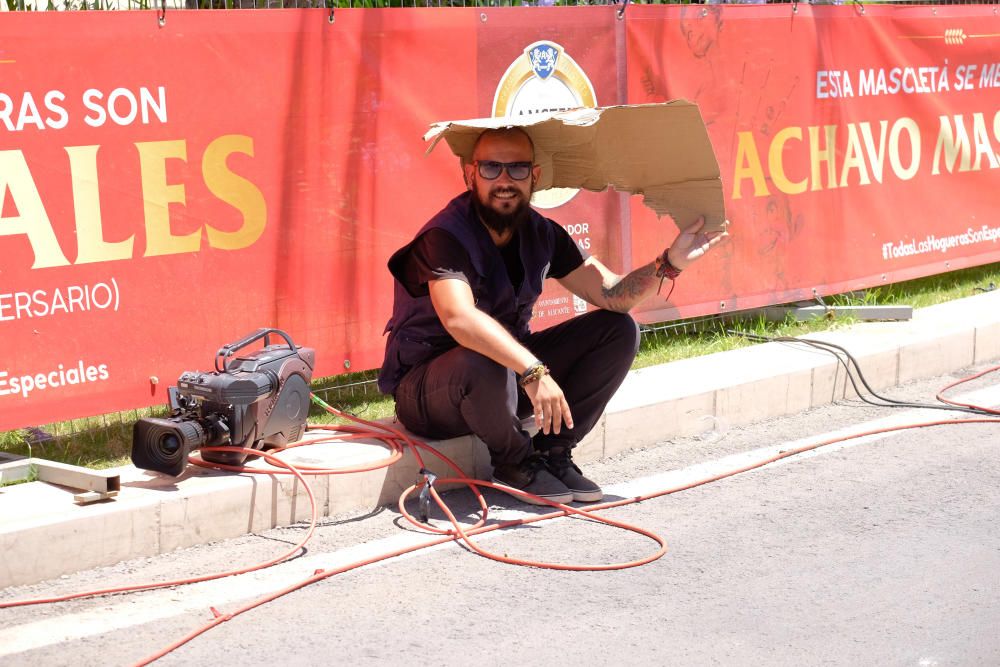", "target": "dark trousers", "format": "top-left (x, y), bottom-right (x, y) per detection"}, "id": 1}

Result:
top-left (393, 310), bottom-right (640, 466)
